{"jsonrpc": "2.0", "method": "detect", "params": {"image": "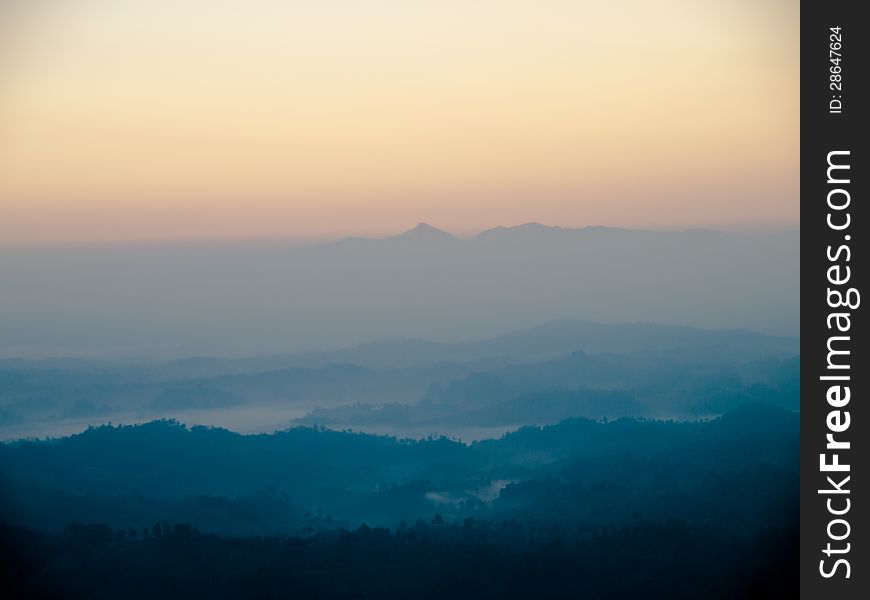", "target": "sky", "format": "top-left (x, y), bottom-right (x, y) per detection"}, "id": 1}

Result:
top-left (1, 0), bottom-right (799, 244)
